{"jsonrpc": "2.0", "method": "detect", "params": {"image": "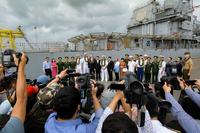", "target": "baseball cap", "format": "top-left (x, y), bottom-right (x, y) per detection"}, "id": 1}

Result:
top-left (36, 75), bottom-right (50, 85)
